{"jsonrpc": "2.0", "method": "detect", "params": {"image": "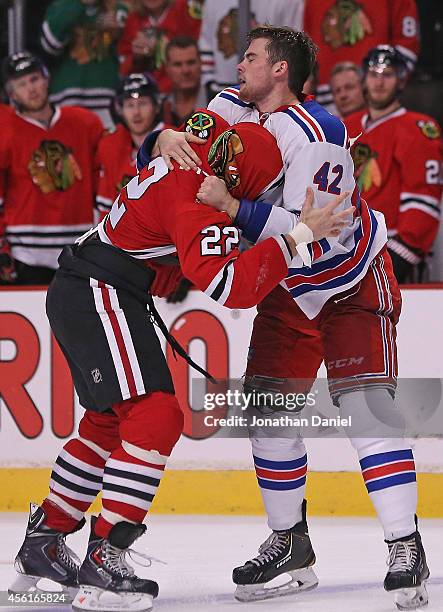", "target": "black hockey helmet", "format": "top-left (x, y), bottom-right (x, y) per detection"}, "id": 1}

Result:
top-left (363, 45), bottom-right (408, 79)
top-left (2, 51), bottom-right (49, 85)
top-left (116, 73), bottom-right (159, 105)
